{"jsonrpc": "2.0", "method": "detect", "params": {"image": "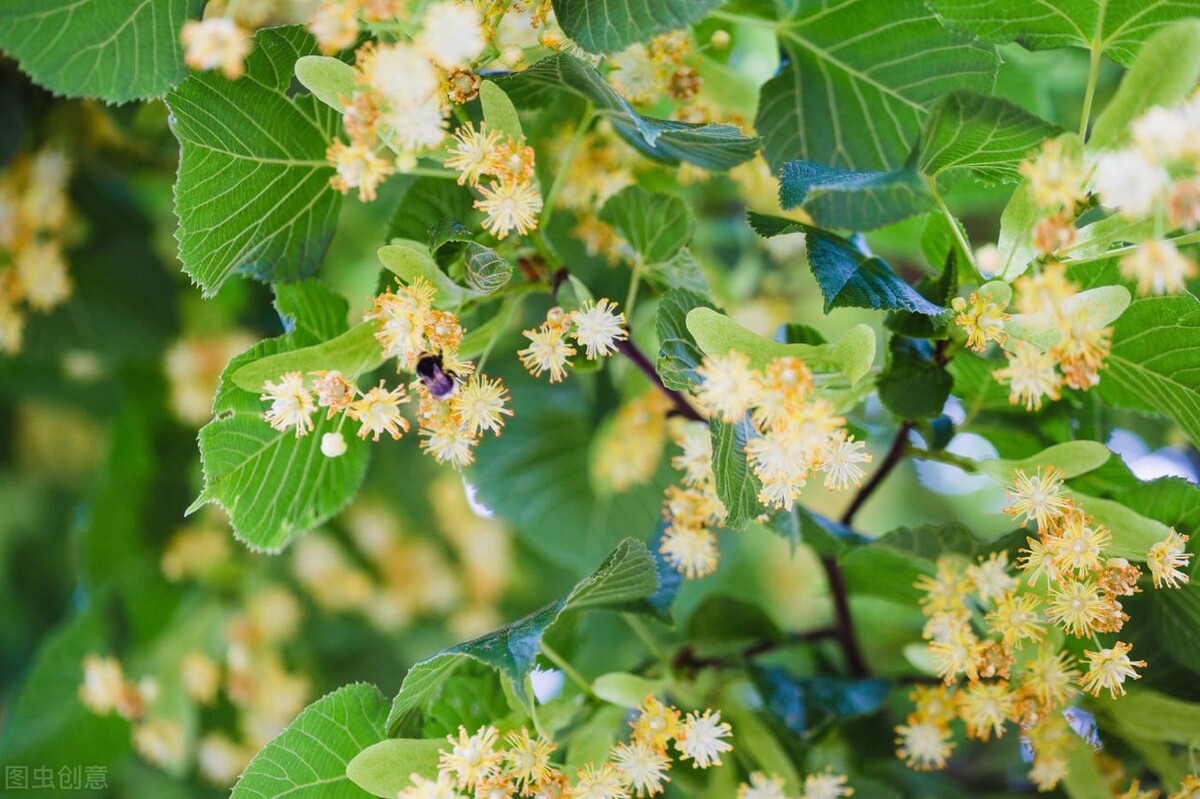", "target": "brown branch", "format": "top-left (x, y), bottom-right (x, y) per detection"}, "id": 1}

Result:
top-left (840, 420), bottom-right (914, 527)
top-left (614, 338), bottom-right (705, 423)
